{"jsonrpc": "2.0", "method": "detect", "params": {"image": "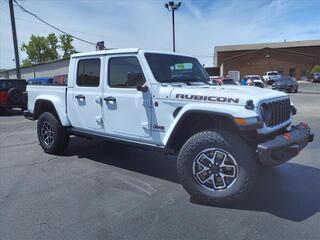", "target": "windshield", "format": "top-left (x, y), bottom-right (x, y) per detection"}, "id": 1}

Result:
top-left (250, 76), bottom-right (260, 80)
top-left (145, 53), bottom-right (210, 83)
top-left (268, 72), bottom-right (278, 75)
